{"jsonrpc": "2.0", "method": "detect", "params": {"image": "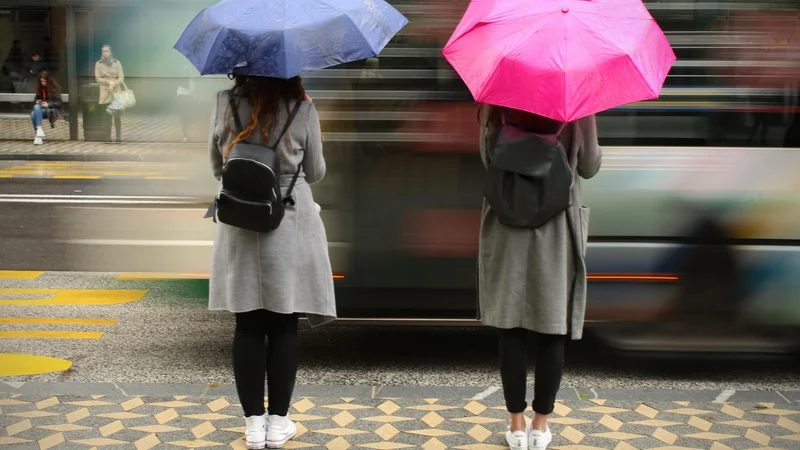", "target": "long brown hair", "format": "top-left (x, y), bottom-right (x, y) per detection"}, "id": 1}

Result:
top-left (225, 75), bottom-right (306, 158)
top-left (35, 71), bottom-right (61, 99)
